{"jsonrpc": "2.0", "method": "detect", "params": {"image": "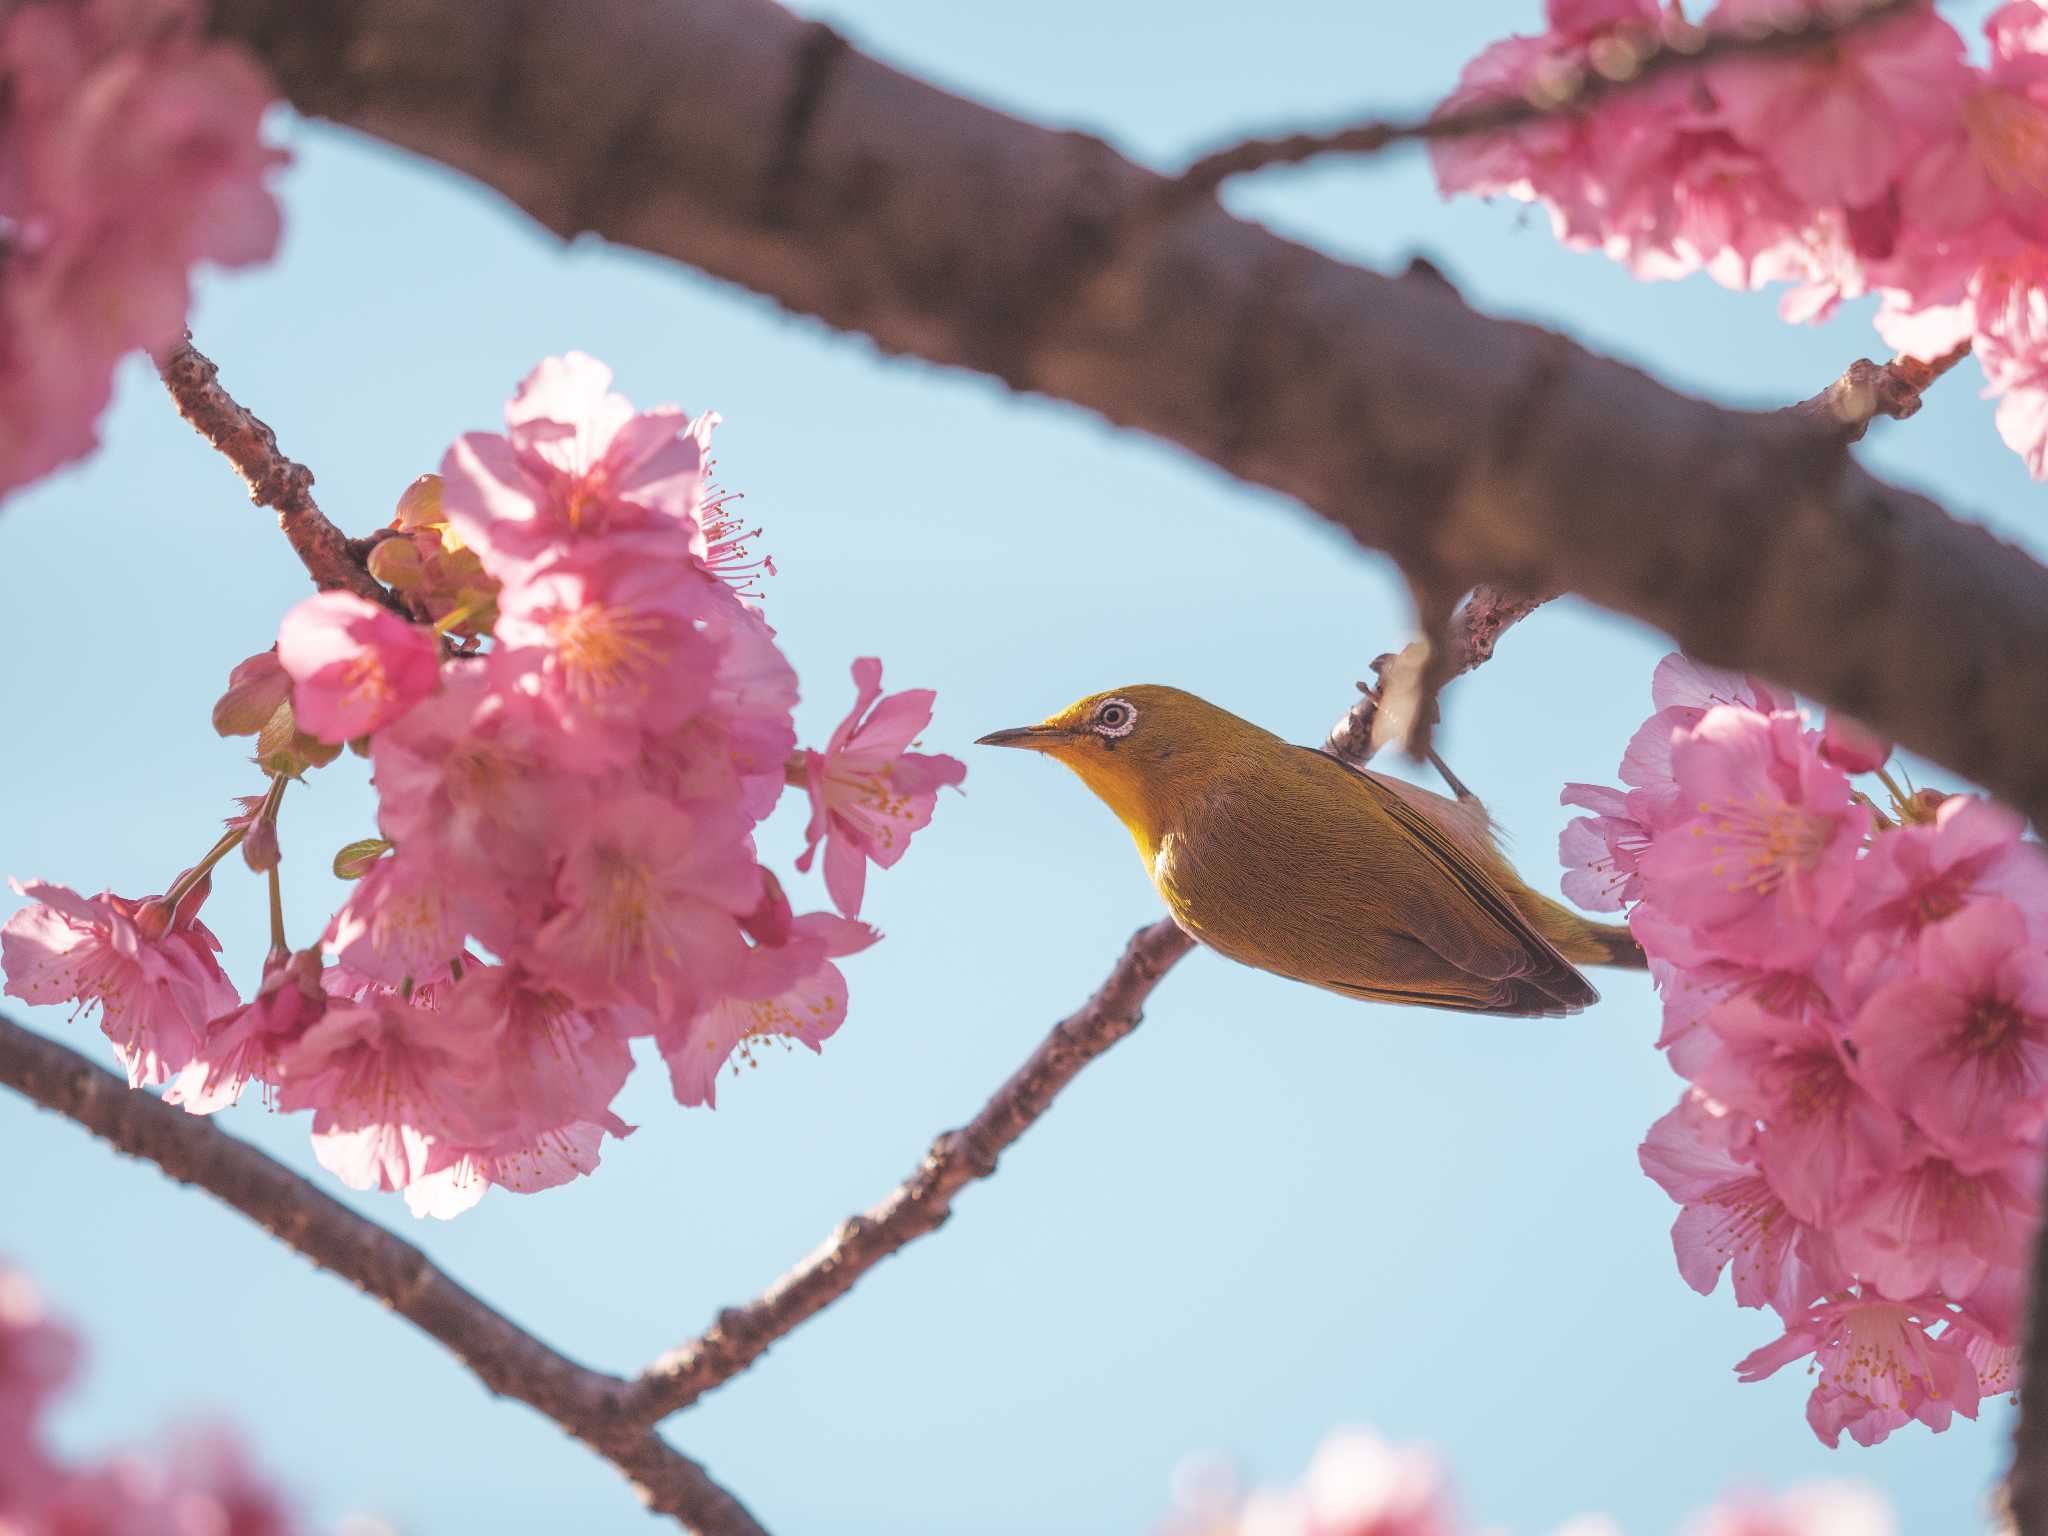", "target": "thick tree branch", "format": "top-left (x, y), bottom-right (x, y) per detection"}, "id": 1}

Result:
top-left (1169, 0), bottom-right (1916, 198)
top-left (0, 1014), bottom-right (767, 1536)
top-left (156, 335), bottom-right (402, 613)
top-left (620, 917), bottom-right (1195, 1423)
top-left (210, 0), bottom-right (2048, 831)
